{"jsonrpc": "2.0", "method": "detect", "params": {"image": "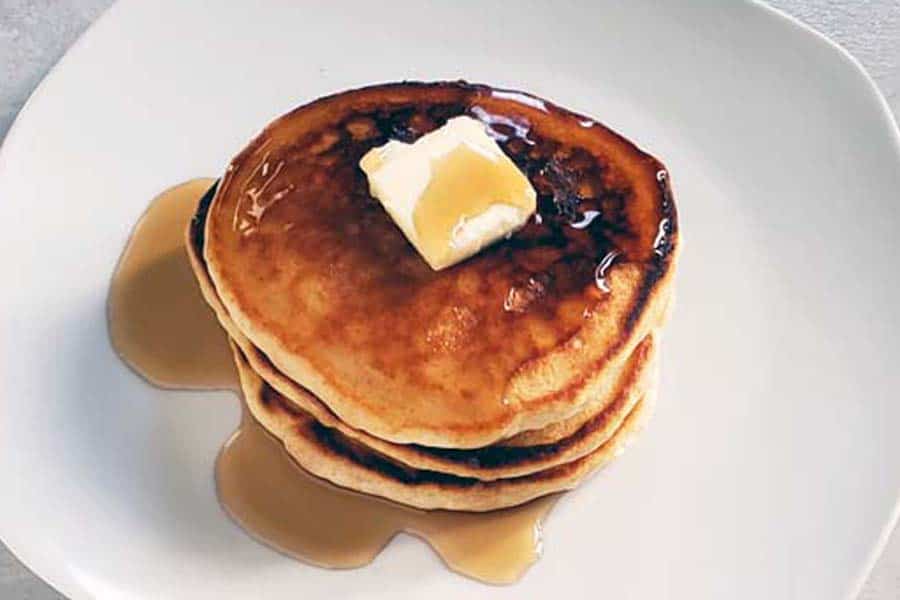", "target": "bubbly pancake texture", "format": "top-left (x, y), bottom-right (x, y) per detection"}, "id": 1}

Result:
top-left (203, 81), bottom-right (678, 448)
